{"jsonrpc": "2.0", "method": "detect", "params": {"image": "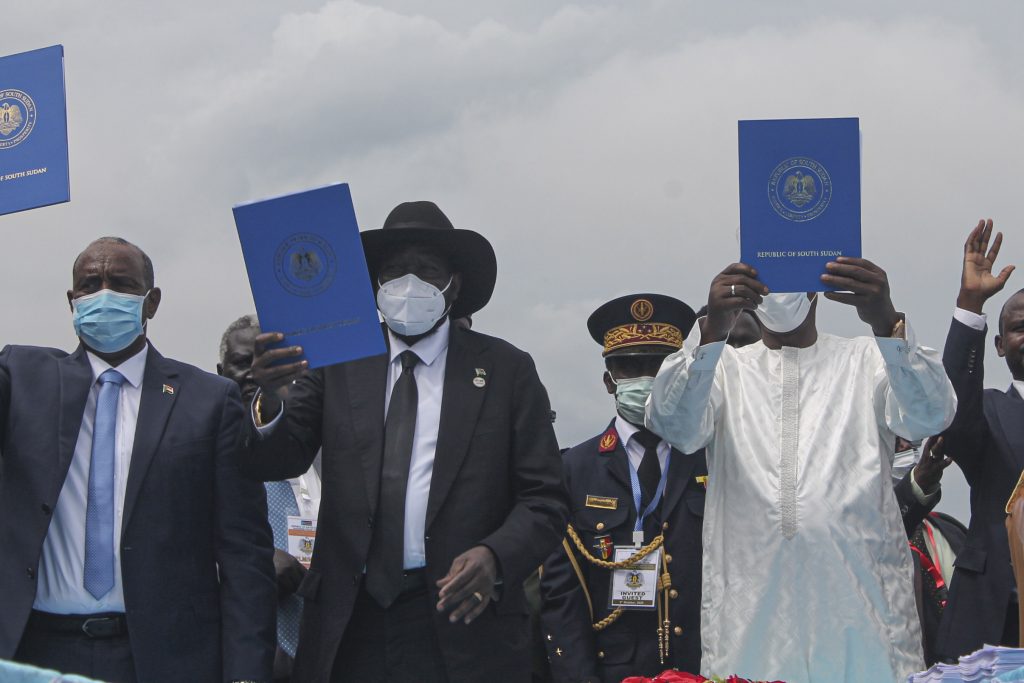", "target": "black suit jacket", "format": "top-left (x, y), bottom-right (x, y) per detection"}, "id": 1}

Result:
top-left (240, 326), bottom-right (569, 683)
top-left (937, 318), bottom-right (1024, 658)
top-left (0, 343), bottom-right (276, 682)
top-left (540, 423), bottom-right (705, 683)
